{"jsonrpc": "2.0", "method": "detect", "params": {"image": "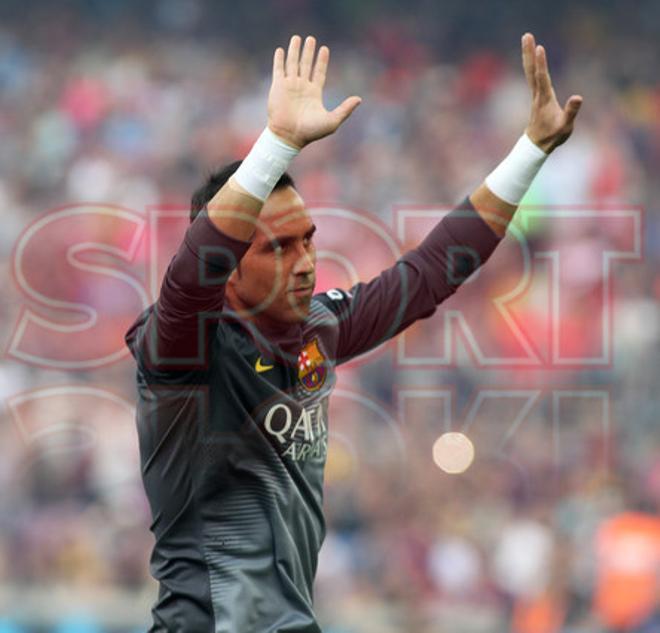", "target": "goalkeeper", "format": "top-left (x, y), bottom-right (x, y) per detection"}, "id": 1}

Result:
top-left (126, 33), bottom-right (582, 632)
